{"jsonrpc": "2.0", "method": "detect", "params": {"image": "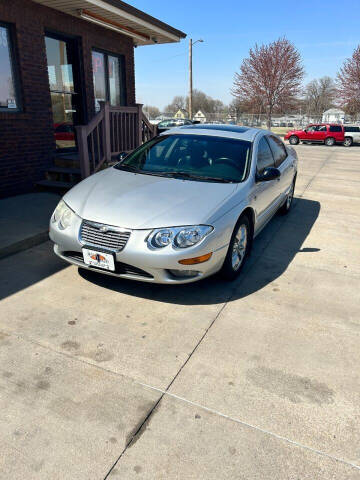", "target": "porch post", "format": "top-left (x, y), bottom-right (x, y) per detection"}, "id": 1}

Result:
top-left (101, 101), bottom-right (111, 161)
top-left (76, 126), bottom-right (90, 178)
top-left (136, 103), bottom-right (143, 147)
